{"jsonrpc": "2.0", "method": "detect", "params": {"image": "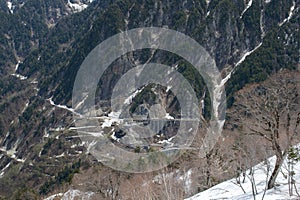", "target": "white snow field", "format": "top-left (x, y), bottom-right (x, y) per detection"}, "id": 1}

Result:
top-left (186, 149), bottom-right (300, 200)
